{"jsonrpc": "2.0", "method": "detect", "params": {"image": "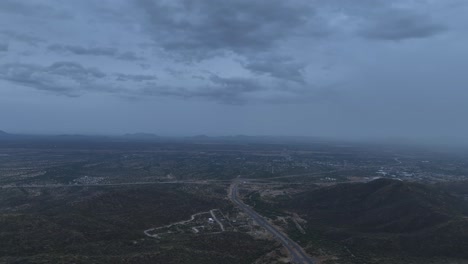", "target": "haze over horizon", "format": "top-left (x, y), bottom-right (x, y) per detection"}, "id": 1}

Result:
top-left (1, 0), bottom-right (468, 144)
